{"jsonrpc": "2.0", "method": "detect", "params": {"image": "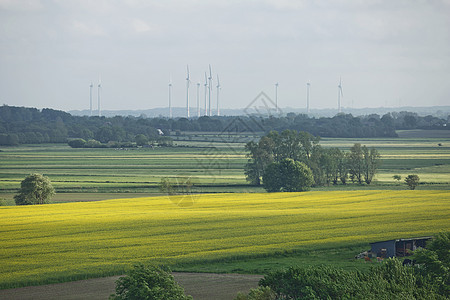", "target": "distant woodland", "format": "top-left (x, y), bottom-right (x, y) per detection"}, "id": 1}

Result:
top-left (0, 105), bottom-right (448, 146)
